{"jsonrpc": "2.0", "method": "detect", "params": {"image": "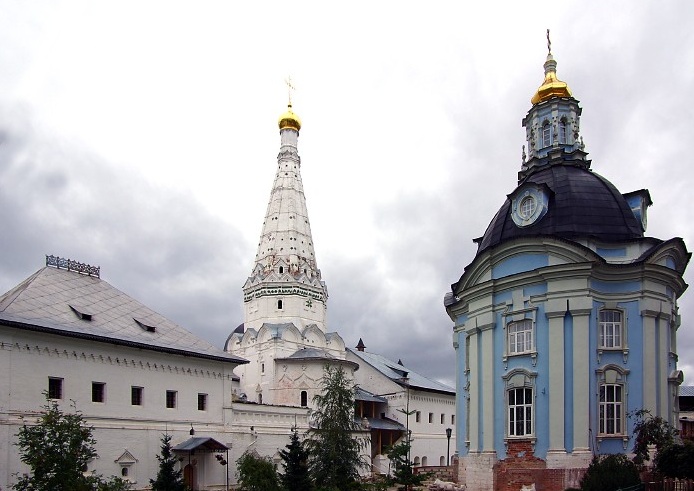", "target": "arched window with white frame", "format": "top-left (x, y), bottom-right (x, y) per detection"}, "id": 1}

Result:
top-left (502, 369), bottom-right (537, 438)
top-left (596, 365), bottom-right (629, 437)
